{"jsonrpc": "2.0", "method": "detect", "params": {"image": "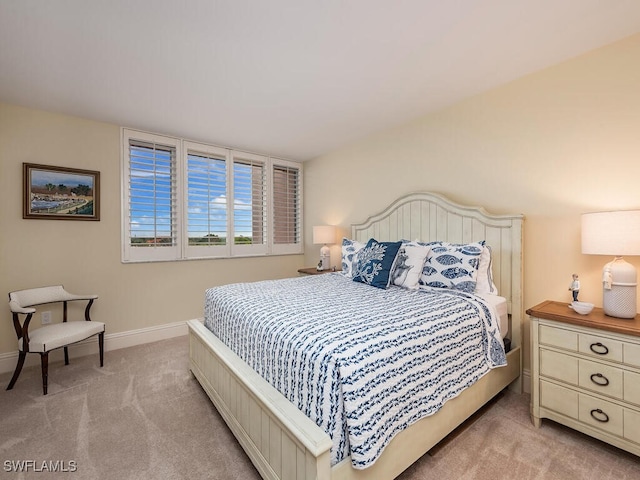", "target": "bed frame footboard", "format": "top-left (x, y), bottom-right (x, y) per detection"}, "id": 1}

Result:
top-left (189, 319), bottom-right (333, 480)
top-left (189, 318), bottom-right (520, 480)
